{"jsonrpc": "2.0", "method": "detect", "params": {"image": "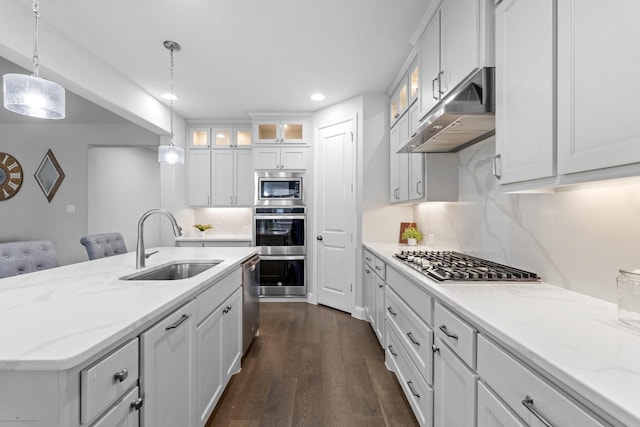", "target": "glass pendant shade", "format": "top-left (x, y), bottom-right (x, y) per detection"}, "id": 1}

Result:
top-left (158, 144), bottom-right (184, 164)
top-left (3, 73), bottom-right (65, 119)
